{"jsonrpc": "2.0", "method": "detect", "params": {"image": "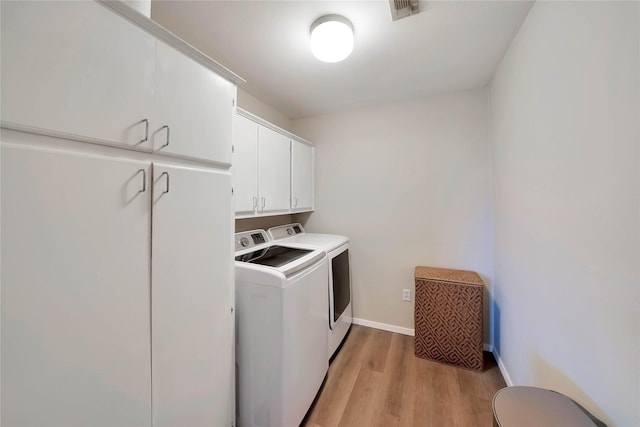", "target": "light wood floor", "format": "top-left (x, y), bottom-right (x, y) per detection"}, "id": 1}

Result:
top-left (302, 325), bottom-right (506, 427)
